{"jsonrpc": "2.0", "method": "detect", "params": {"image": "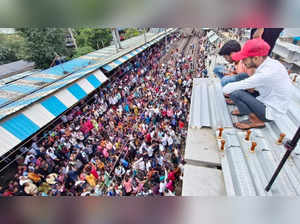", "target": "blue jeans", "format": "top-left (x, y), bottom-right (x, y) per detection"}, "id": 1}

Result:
top-left (229, 90), bottom-right (271, 122)
top-left (213, 65), bottom-right (227, 79)
top-left (221, 73), bottom-right (249, 87)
